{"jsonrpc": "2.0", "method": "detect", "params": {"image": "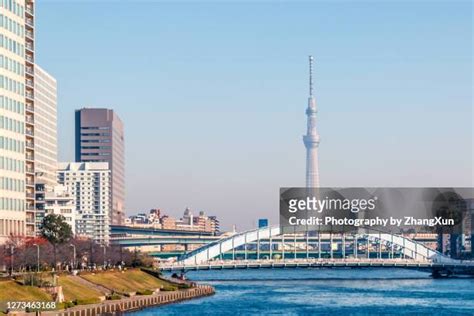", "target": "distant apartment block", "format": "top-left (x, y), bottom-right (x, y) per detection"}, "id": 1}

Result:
top-left (57, 162), bottom-right (111, 245)
top-left (125, 208), bottom-right (220, 234)
top-left (75, 108), bottom-right (125, 226)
